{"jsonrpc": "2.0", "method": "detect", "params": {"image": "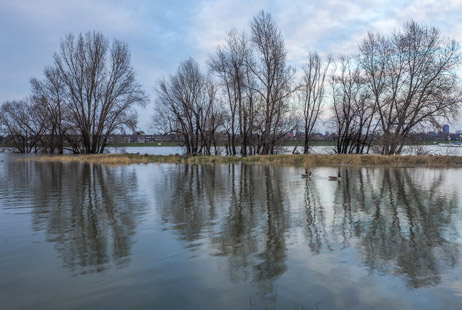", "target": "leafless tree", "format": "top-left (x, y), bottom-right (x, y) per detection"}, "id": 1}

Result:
top-left (0, 99), bottom-right (49, 153)
top-left (248, 11), bottom-right (296, 154)
top-left (298, 52), bottom-right (331, 153)
top-left (156, 12), bottom-right (297, 156)
top-left (30, 67), bottom-right (68, 153)
top-left (330, 57), bottom-right (377, 154)
top-left (243, 62), bottom-right (260, 155)
top-left (154, 58), bottom-right (222, 155)
top-left (209, 29), bottom-right (251, 156)
top-left (32, 32), bottom-right (147, 154)
top-left (359, 21), bottom-right (462, 154)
